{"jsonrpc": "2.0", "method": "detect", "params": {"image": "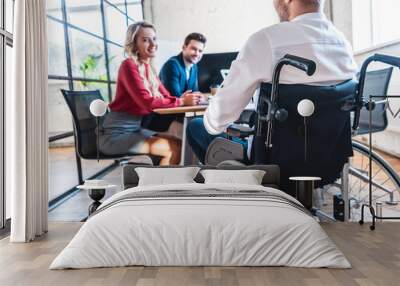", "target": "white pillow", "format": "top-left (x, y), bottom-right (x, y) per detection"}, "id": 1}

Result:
top-left (200, 169), bottom-right (266, 185)
top-left (135, 167), bottom-right (200, 186)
